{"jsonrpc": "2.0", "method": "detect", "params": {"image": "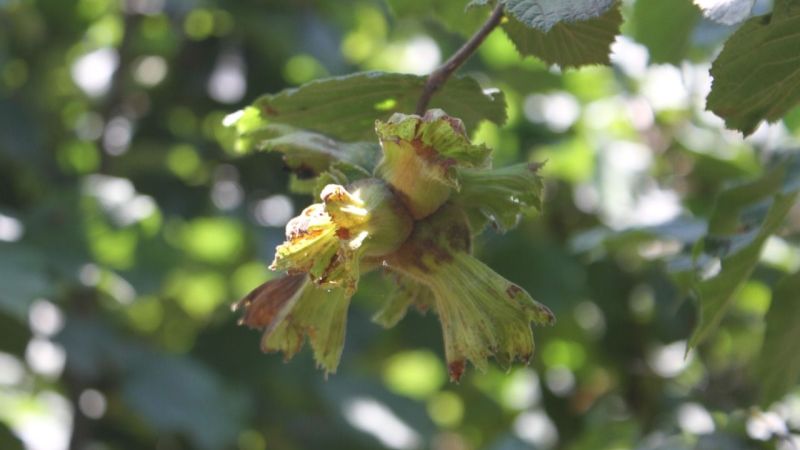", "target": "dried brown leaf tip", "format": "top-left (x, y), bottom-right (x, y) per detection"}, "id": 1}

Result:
top-left (233, 274), bottom-right (307, 330)
top-left (233, 273), bottom-right (351, 374)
